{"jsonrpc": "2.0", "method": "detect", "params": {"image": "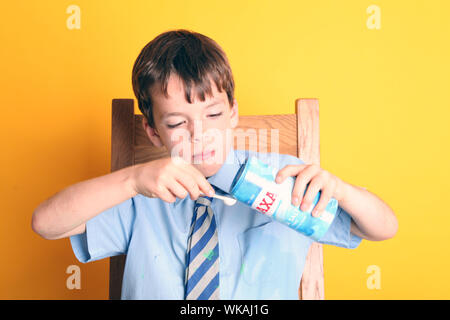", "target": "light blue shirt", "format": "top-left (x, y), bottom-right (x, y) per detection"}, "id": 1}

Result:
top-left (70, 148), bottom-right (362, 299)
